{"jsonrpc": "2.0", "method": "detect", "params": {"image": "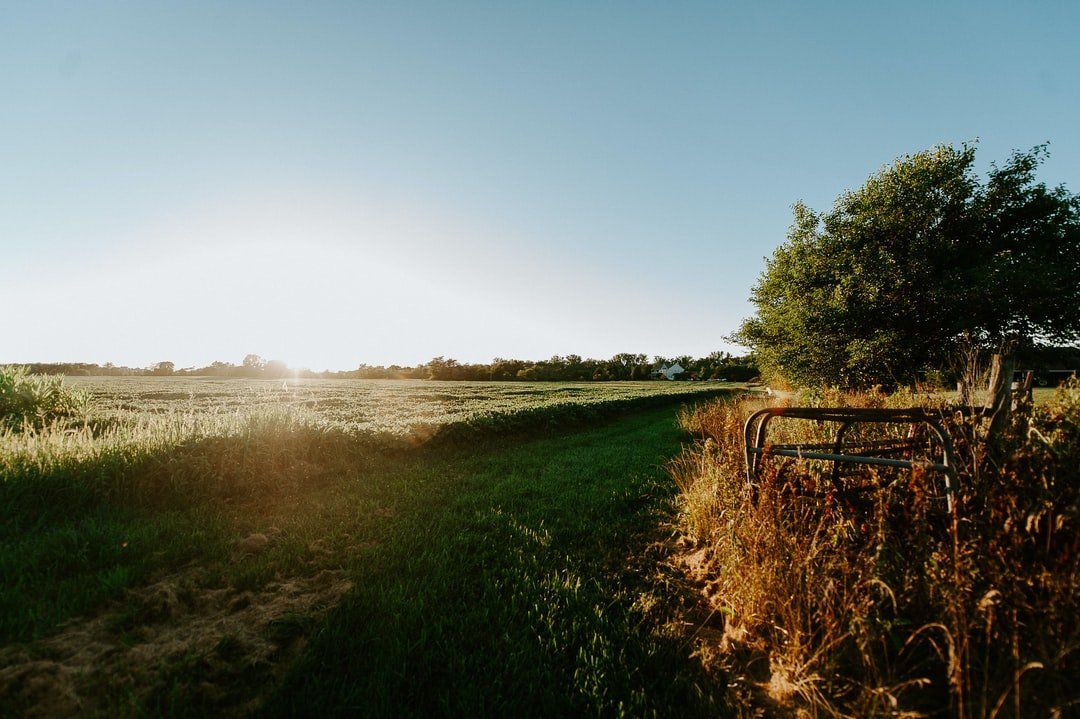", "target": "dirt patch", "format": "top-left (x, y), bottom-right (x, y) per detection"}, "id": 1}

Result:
top-left (235, 532), bottom-right (272, 556)
top-left (675, 545), bottom-right (711, 579)
top-left (0, 569), bottom-right (352, 717)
